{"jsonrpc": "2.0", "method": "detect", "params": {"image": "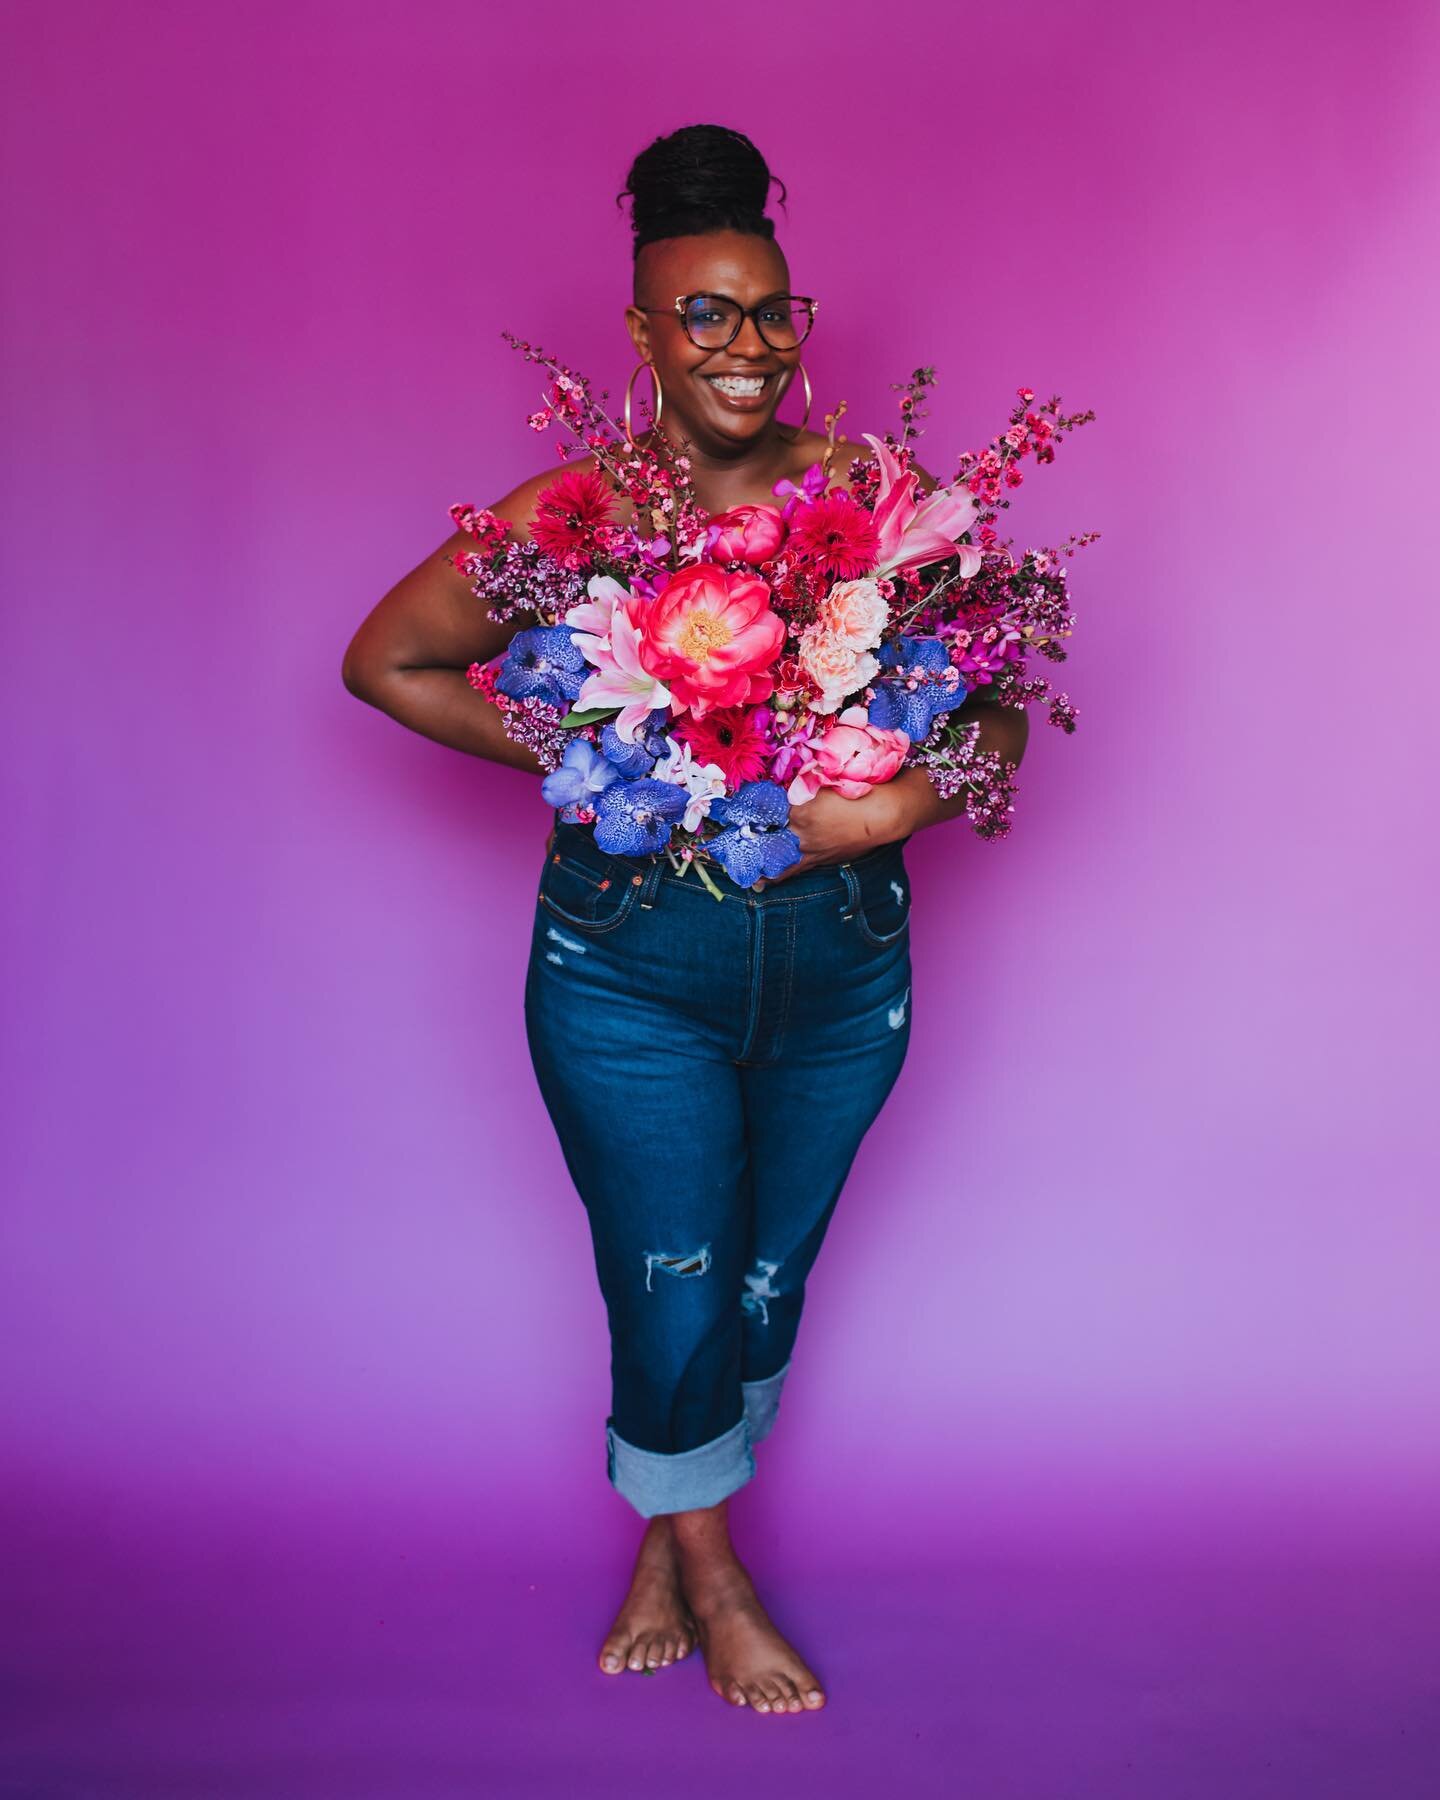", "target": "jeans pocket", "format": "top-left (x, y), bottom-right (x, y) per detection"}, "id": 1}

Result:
top-left (842, 849), bottom-right (912, 948)
top-left (537, 843), bottom-right (642, 934)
